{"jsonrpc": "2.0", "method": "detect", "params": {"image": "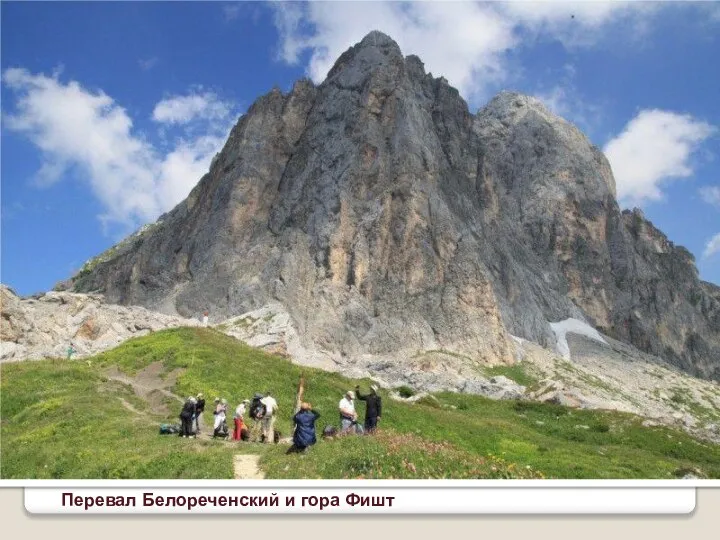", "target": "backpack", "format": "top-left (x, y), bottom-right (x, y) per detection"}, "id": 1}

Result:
top-left (159, 423), bottom-right (180, 435)
top-left (249, 394), bottom-right (266, 420)
top-left (213, 418), bottom-right (229, 439)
